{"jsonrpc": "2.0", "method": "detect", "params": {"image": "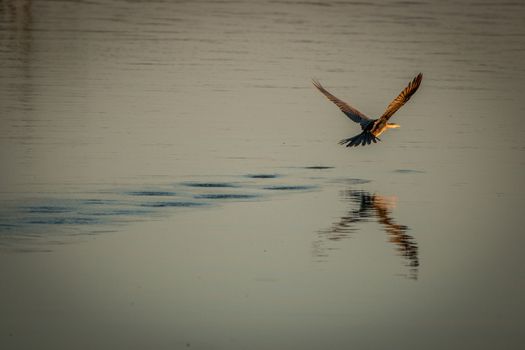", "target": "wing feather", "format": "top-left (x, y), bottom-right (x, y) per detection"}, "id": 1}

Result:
top-left (378, 73), bottom-right (422, 122)
top-left (312, 80), bottom-right (370, 125)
